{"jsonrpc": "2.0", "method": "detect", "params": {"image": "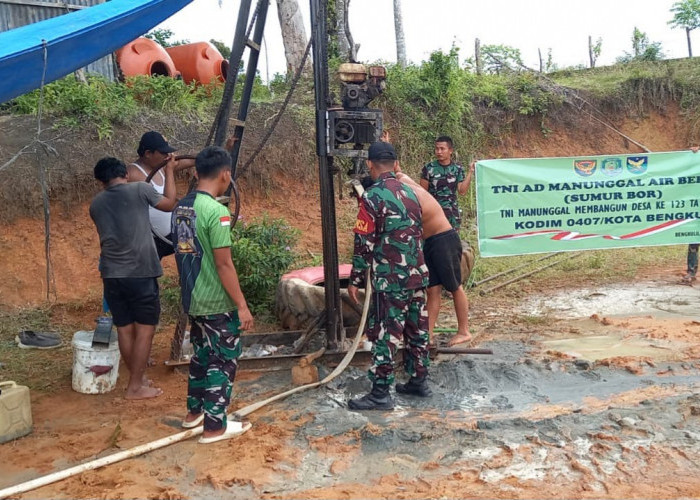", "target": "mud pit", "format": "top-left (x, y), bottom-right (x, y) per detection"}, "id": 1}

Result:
top-left (2, 281), bottom-right (700, 499)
